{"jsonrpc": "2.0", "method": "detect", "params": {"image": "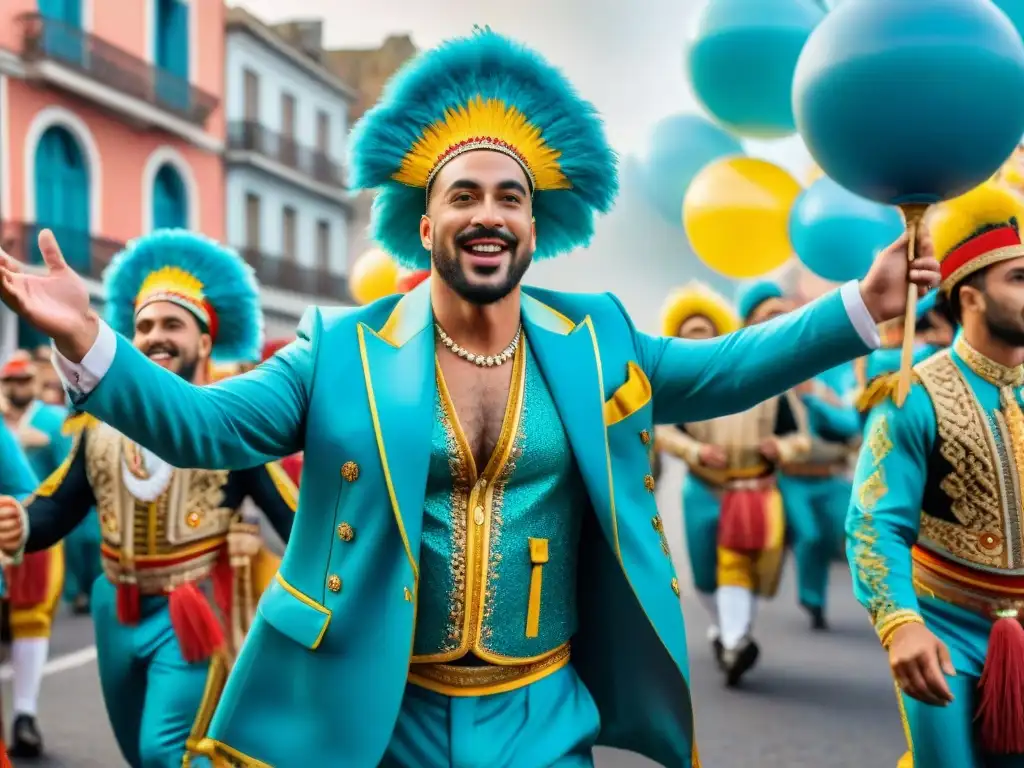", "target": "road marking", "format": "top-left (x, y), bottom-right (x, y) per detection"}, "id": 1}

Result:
top-left (0, 645), bottom-right (97, 681)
